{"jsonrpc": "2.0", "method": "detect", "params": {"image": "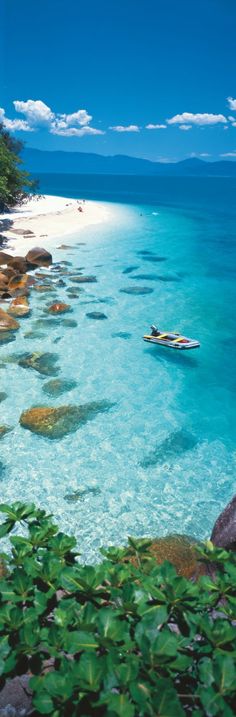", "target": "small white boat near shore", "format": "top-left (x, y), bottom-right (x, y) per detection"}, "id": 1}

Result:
top-left (143, 325), bottom-right (200, 350)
